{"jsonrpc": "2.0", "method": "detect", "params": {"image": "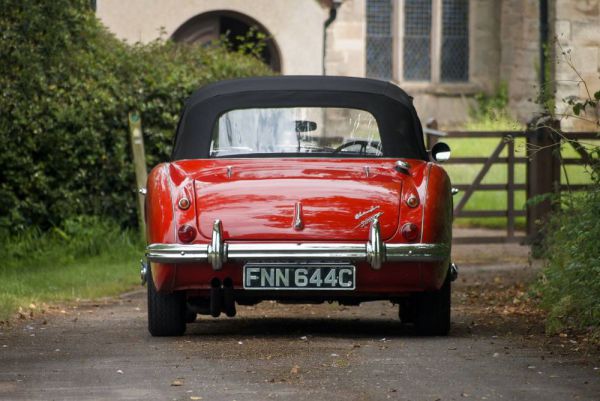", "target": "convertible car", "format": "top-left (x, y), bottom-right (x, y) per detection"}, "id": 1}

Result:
top-left (142, 76), bottom-right (456, 336)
